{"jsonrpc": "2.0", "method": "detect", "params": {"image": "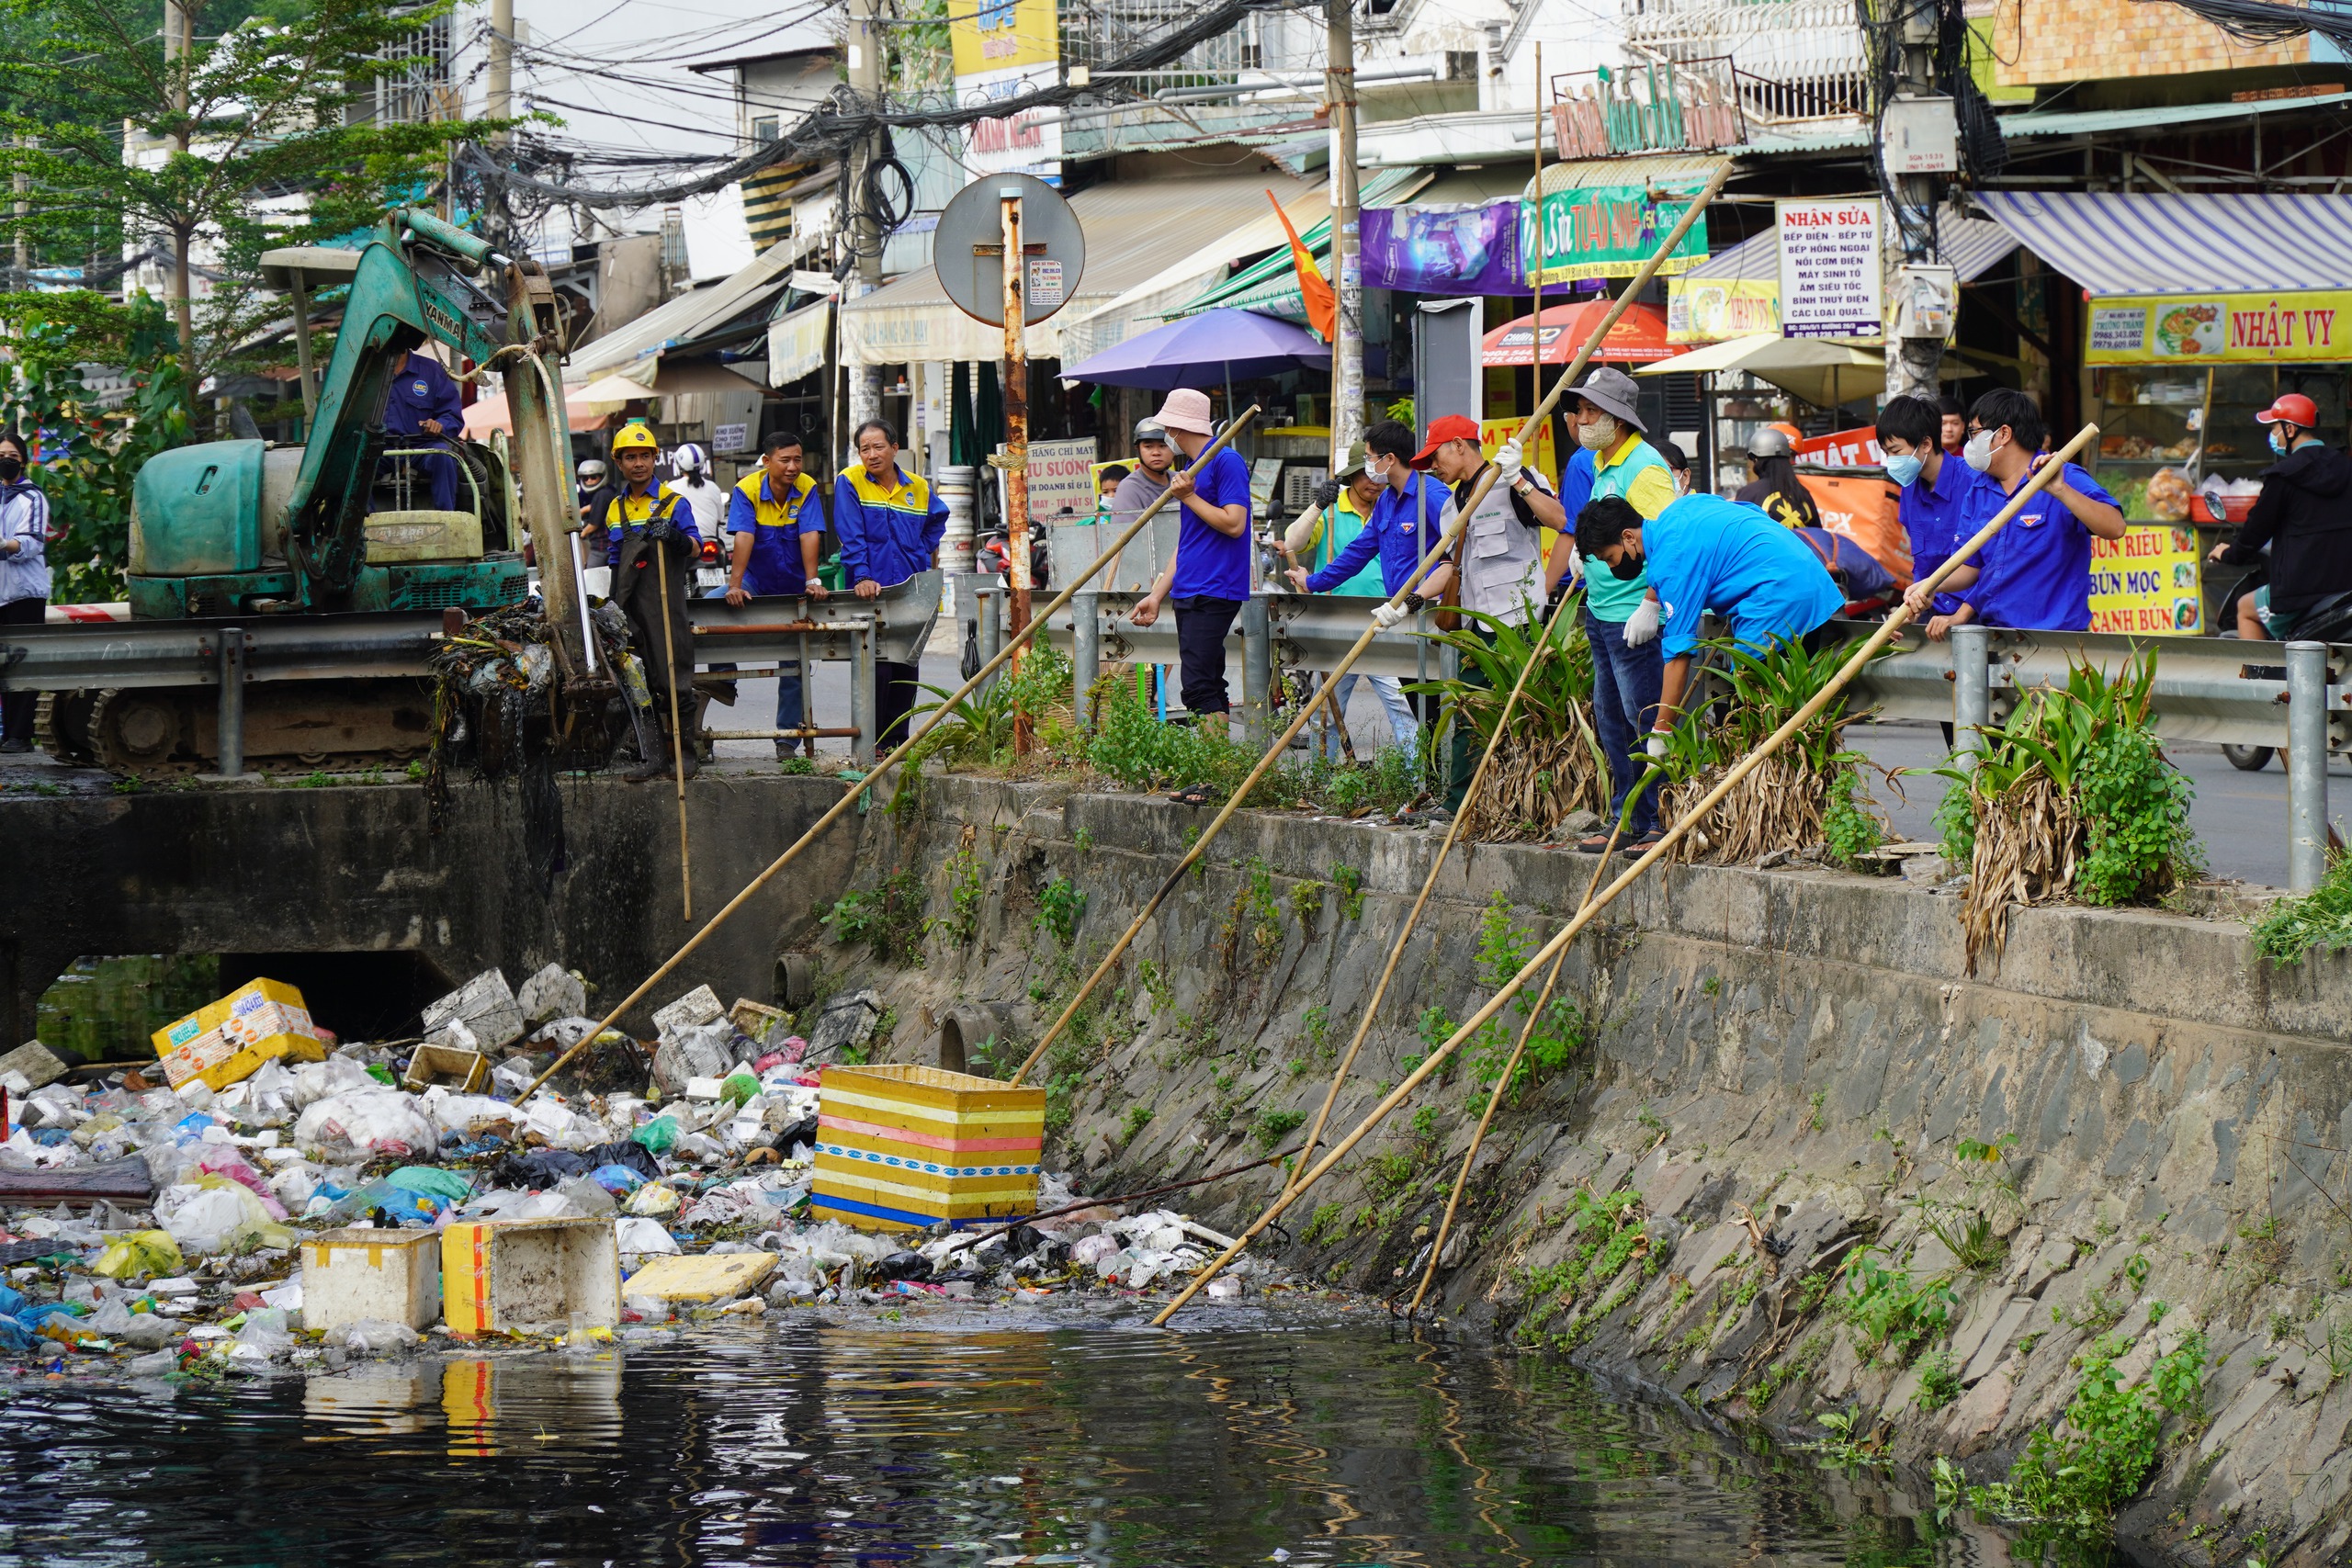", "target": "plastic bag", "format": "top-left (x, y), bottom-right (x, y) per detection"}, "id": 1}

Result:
top-left (632, 1114), bottom-right (679, 1154)
top-left (386, 1166), bottom-right (472, 1203)
top-left (615, 1216), bottom-right (680, 1255)
top-left (720, 1071), bottom-right (759, 1109)
top-left (294, 1089), bottom-right (435, 1159)
top-left (195, 1147), bottom-right (288, 1217)
top-left (92, 1230), bottom-right (184, 1280)
top-left (326, 1180), bottom-right (444, 1226)
top-left (268, 1160), bottom-right (322, 1212)
top-left (340, 1318), bottom-right (422, 1356)
top-left (555, 1176), bottom-right (616, 1217)
top-left (157, 1176), bottom-right (297, 1255)
top-left (587, 1163), bottom-right (646, 1196)
top-left (1070, 1233), bottom-right (1119, 1269)
top-left (425, 1093), bottom-right (517, 1140)
top-left (242, 1059), bottom-right (300, 1127)
top-left (232, 1306), bottom-right (293, 1360)
top-left (290, 1055), bottom-right (377, 1110)
top-left (625, 1182), bottom-right (680, 1217)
